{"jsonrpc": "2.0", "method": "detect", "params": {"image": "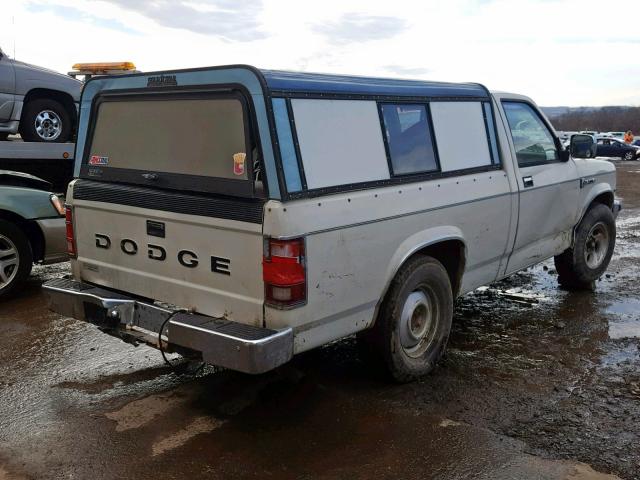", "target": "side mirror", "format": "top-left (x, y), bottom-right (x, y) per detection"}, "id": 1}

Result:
top-left (570, 134), bottom-right (597, 159)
